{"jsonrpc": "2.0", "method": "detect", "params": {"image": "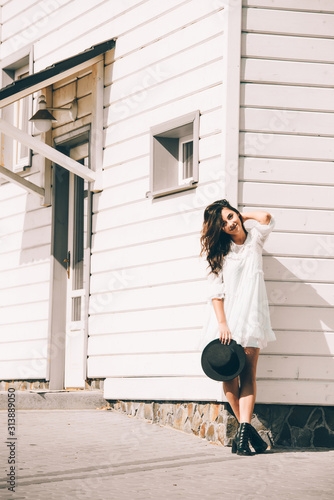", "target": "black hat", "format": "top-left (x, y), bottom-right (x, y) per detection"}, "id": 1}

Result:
top-left (201, 339), bottom-right (246, 381)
